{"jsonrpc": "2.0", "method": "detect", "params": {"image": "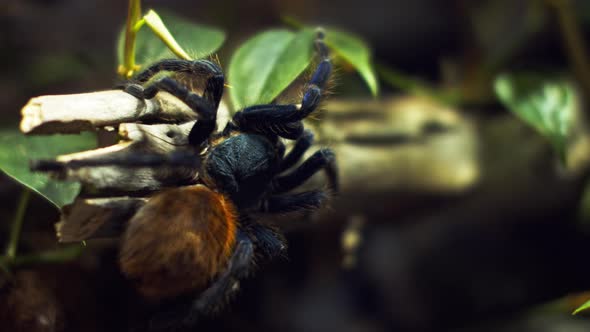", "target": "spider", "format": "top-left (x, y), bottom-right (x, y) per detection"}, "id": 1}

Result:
top-left (34, 29), bottom-right (337, 329)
